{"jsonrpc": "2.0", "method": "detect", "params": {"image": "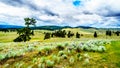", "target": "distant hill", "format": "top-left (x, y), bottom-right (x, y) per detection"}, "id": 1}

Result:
top-left (75, 26), bottom-right (94, 29)
top-left (32, 26), bottom-right (94, 30)
top-left (0, 25), bottom-right (23, 29)
top-left (0, 25), bottom-right (120, 31)
top-left (31, 26), bottom-right (72, 30)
